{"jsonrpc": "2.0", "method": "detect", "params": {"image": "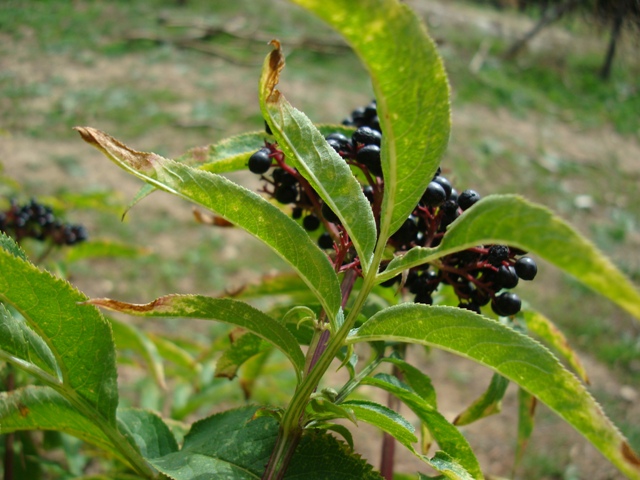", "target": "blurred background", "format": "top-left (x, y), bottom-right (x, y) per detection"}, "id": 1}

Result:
top-left (0, 0), bottom-right (639, 478)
